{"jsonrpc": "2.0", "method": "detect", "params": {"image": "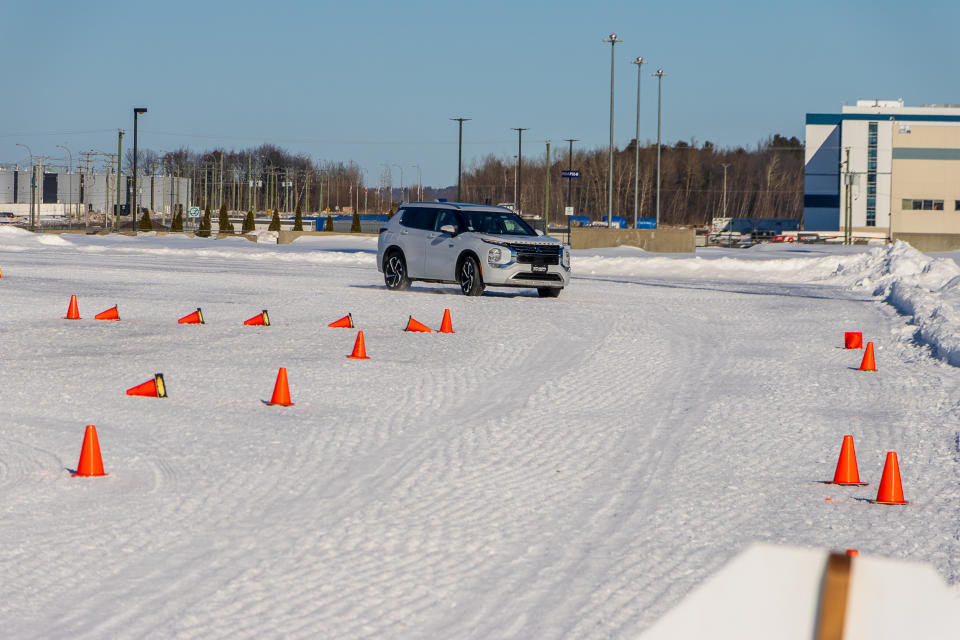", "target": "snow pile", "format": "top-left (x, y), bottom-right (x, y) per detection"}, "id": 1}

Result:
top-left (825, 242), bottom-right (960, 366)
